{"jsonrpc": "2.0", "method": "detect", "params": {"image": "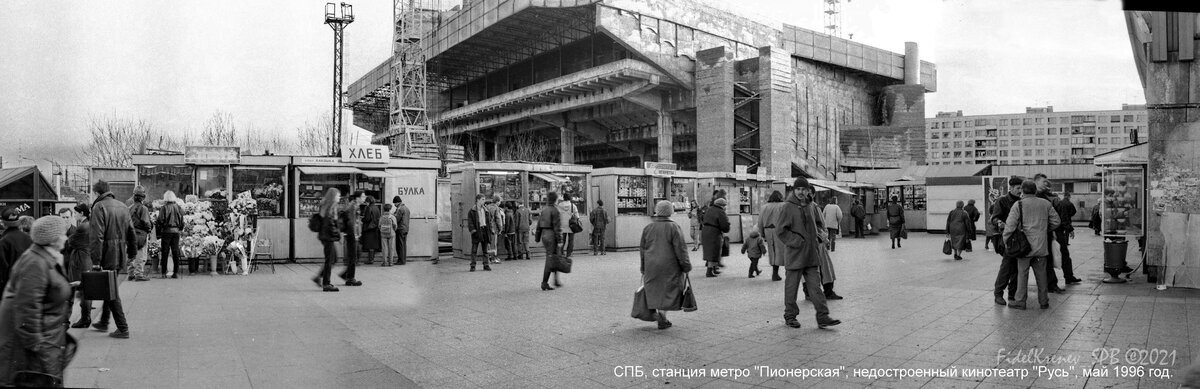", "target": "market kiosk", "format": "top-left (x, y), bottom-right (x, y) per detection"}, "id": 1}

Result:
top-left (696, 172), bottom-right (782, 243)
top-left (885, 179), bottom-right (928, 231)
top-left (590, 164), bottom-right (697, 250)
top-left (808, 179), bottom-right (858, 234)
top-left (0, 166), bottom-right (59, 217)
top-left (1093, 144), bottom-right (1150, 284)
top-left (447, 161), bottom-right (592, 259)
top-left (292, 147), bottom-right (441, 261)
